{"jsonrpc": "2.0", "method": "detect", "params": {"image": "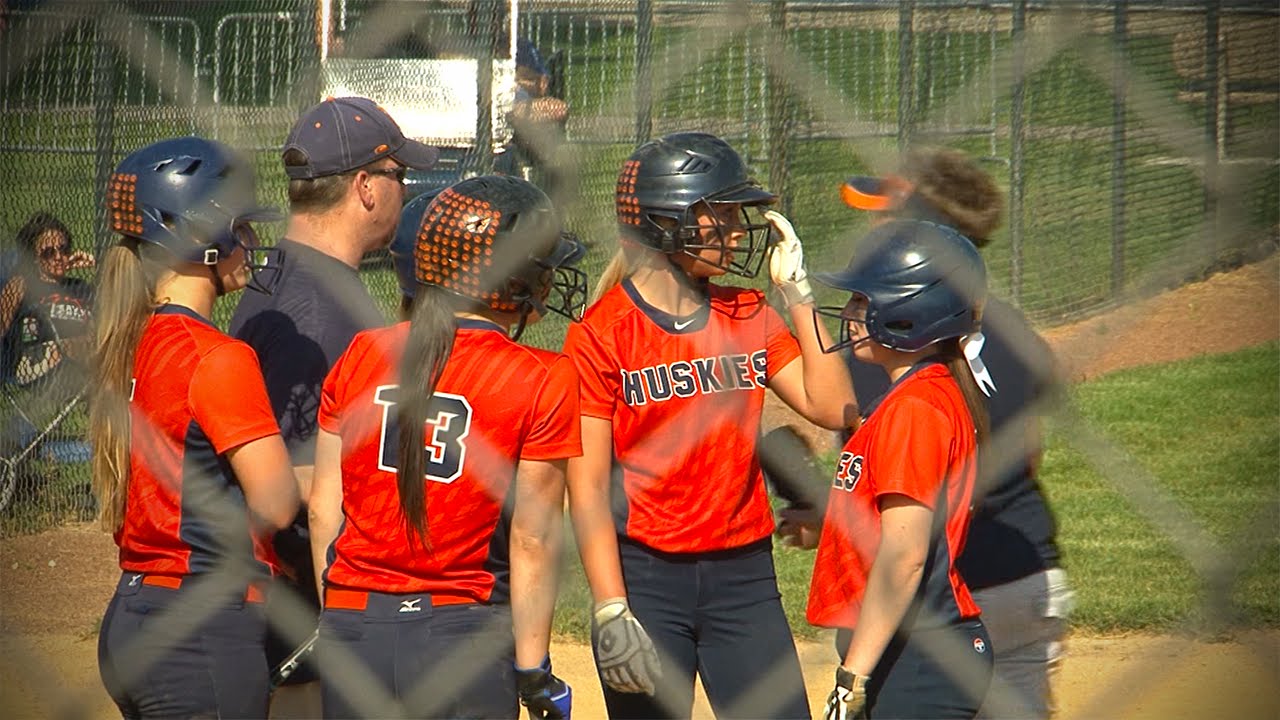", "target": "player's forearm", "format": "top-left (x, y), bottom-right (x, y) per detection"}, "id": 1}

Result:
top-left (307, 502), bottom-right (340, 602)
top-left (293, 464), bottom-right (314, 506)
top-left (509, 519), bottom-right (563, 669)
top-left (787, 302), bottom-right (858, 430)
top-left (842, 540), bottom-right (925, 674)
